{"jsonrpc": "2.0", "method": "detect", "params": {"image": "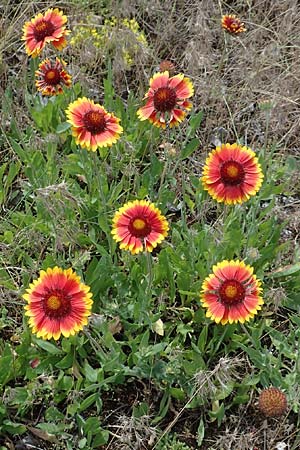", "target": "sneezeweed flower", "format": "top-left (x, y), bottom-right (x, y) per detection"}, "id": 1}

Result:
top-left (258, 387), bottom-right (287, 417)
top-left (22, 8), bottom-right (70, 58)
top-left (200, 260), bottom-right (263, 325)
top-left (65, 97), bottom-right (123, 151)
top-left (23, 267), bottom-right (93, 340)
top-left (35, 58), bottom-right (72, 96)
top-left (202, 143), bottom-right (263, 205)
top-left (221, 14), bottom-right (246, 34)
top-left (111, 200), bottom-right (169, 254)
top-left (137, 71), bottom-right (194, 129)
